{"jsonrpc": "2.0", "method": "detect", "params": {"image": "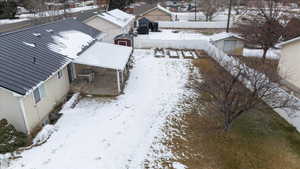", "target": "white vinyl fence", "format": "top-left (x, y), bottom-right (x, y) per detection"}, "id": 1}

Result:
top-left (158, 21), bottom-right (232, 29)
